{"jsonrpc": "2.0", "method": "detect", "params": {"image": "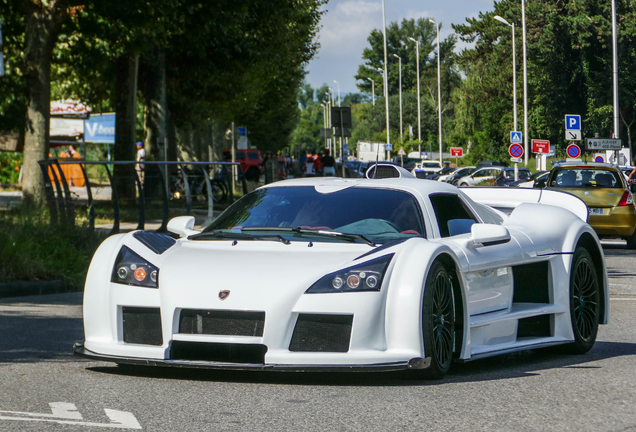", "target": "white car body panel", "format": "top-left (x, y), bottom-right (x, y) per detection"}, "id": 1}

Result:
top-left (77, 175), bottom-right (609, 372)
